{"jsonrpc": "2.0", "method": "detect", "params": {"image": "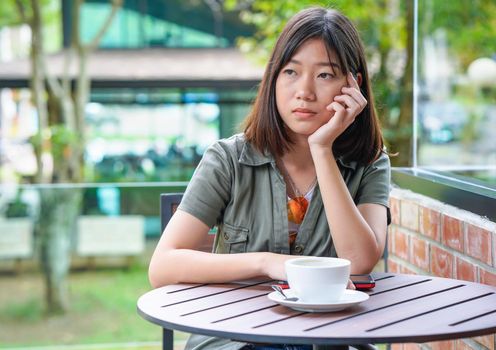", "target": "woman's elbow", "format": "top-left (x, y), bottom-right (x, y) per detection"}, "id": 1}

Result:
top-left (148, 266), bottom-right (162, 289)
top-left (350, 250), bottom-right (382, 274)
top-left (148, 250), bottom-right (177, 288)
top-left (351, 262), bottom-right (375, 275)
top-left (148, 260), bottom-right (163, 288)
